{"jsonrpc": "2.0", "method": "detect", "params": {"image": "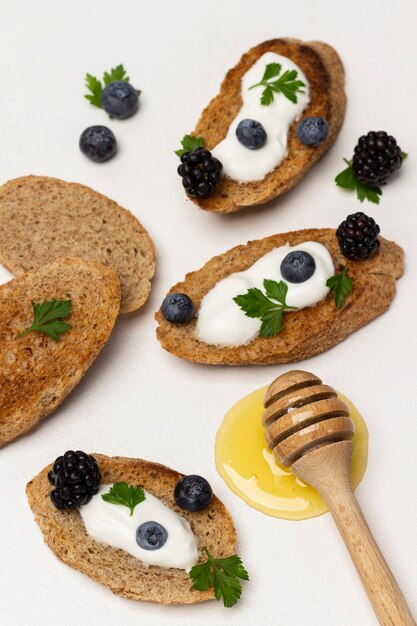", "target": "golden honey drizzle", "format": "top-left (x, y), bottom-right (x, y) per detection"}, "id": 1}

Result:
top-left (215, 385), bottom-right (368, 520)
